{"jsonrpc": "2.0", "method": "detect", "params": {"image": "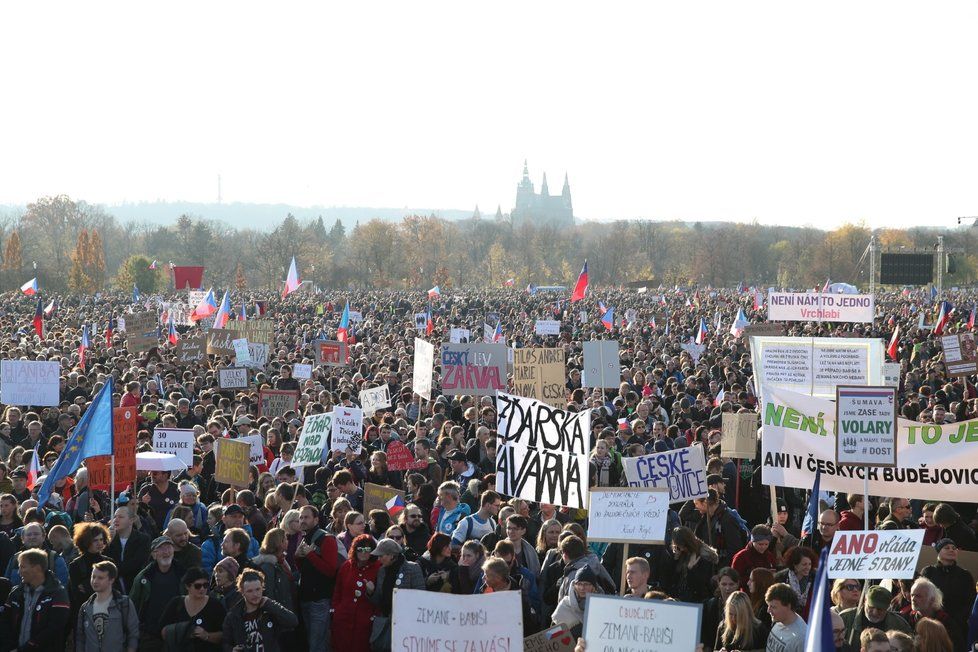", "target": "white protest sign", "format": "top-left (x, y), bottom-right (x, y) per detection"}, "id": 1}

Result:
top-left (292, 413), bottom-right (332, 467)
top-left (582, 340), bottom-right (620, 388)
top-left (218, 367), bottom-right (249, 389)
top-left (392, 589), bottom-right (522, 652)
top-left (449, 328), bottom-right (471, 343)
top-left (622, 444), bottom-right (709, 504)
top-left (882, 362), bottom-right (901, 388)
top-left (583, 594), bottom-right (702, 652)
top-left (827, 529), bottom-right (925, 579)
top-left (681, 342), bottom-right (706, 363)
top-left (236, 434), bottom-right (267, 467)
top-left (359, 384), bottom-right (391, 417)
top-left (534, 320), bottom-right (561, 336)
top-left (767, 292), bottom-right (875, 323)
top-left (625, 308), bottom-right (638, 324)
top-left (152, 428), bottom-right (195, 466)
top-left (413, 338), bottom-right (434, 400)
top-left (495, 392), bottom-right (589, 509)
top-left (232, 338), bottom-right (251, 364)
top-left (761, 384), bottom-right (978, 502)
top-left (0, 360), bottom-right (61, 407)
top-left (750, 336), bottom-right (883, 399)
top-left (240, 342), bottom-right (268, 370)
top-left (414, 313), bottom-right (428, 332)
top-left (293, 363), bottom-right (312, 379)
top-left (331, 406), bottom-right (363, 454)
top-left (348, 310), bottom-right (363, 323)
top-left (836, 386), bottom-right (897, 467)
top-left (587, 487), bottom-right (668, 544)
